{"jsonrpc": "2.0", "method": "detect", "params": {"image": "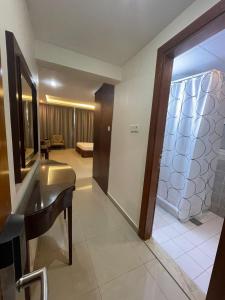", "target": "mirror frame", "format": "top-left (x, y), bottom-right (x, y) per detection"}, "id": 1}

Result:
top-left (6, 31), bottom-right (38, 183)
